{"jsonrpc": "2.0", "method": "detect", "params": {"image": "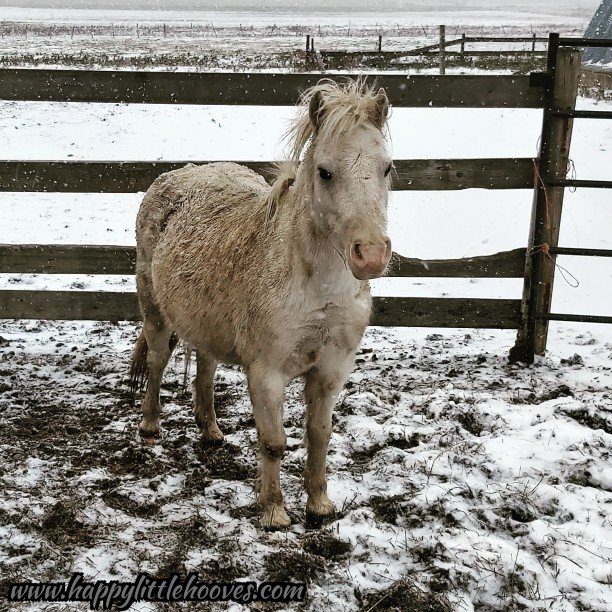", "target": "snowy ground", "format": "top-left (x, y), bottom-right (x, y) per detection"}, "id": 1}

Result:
top-left (1, 322), bottom-right (611, 611)
top-left (1, 7), bottom-right (611, 610)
